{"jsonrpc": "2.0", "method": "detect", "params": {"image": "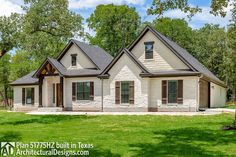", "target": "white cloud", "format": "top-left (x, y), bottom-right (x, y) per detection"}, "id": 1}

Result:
top-left (0, 0), bottom-right (23, 16)
top-left (69, 0), bottom-right (145, 9)
top-left (163, 4), bottom-right (232, 28)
